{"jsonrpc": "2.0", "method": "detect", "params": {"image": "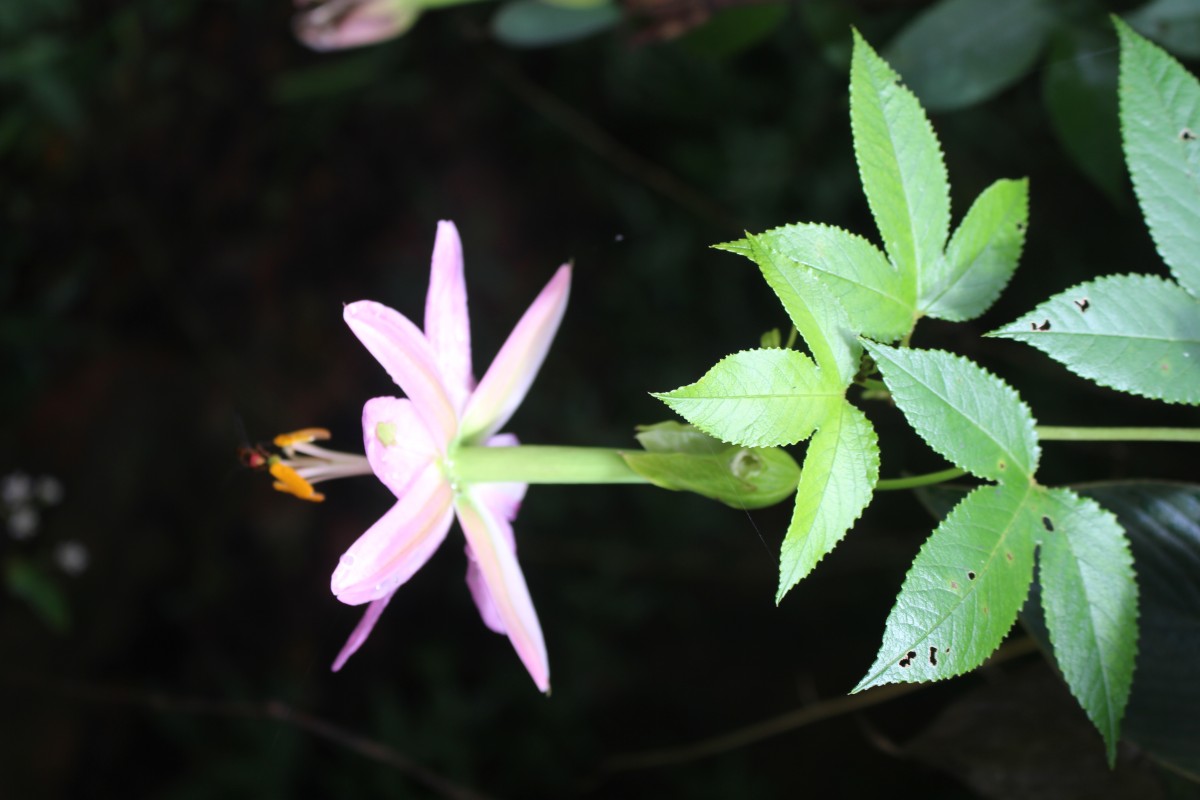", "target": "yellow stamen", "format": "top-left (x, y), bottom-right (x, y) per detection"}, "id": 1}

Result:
top-left (269, 462), bottom-right (326, 502)
top-left (274, 427), bottom-right (332, 448)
